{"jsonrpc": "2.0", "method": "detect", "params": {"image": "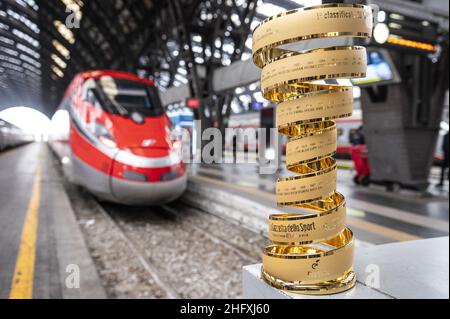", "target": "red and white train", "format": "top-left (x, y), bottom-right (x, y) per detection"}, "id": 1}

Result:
top-left (50, 70), bottom-right (187, 205)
